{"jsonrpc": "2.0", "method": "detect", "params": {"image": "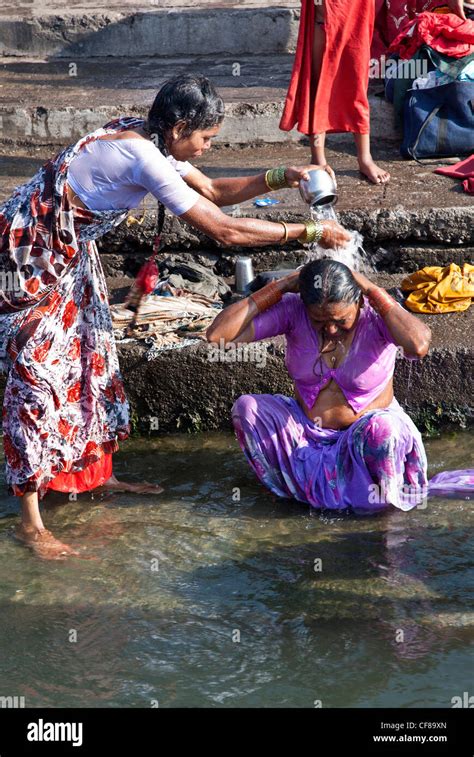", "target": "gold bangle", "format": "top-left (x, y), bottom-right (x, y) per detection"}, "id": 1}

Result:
top-left (265, 166), bottom-right (288, 191)
top-left (298, 220), bottom-right (323, 245)
top-left (279, 221), bottom-right (289, 245)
